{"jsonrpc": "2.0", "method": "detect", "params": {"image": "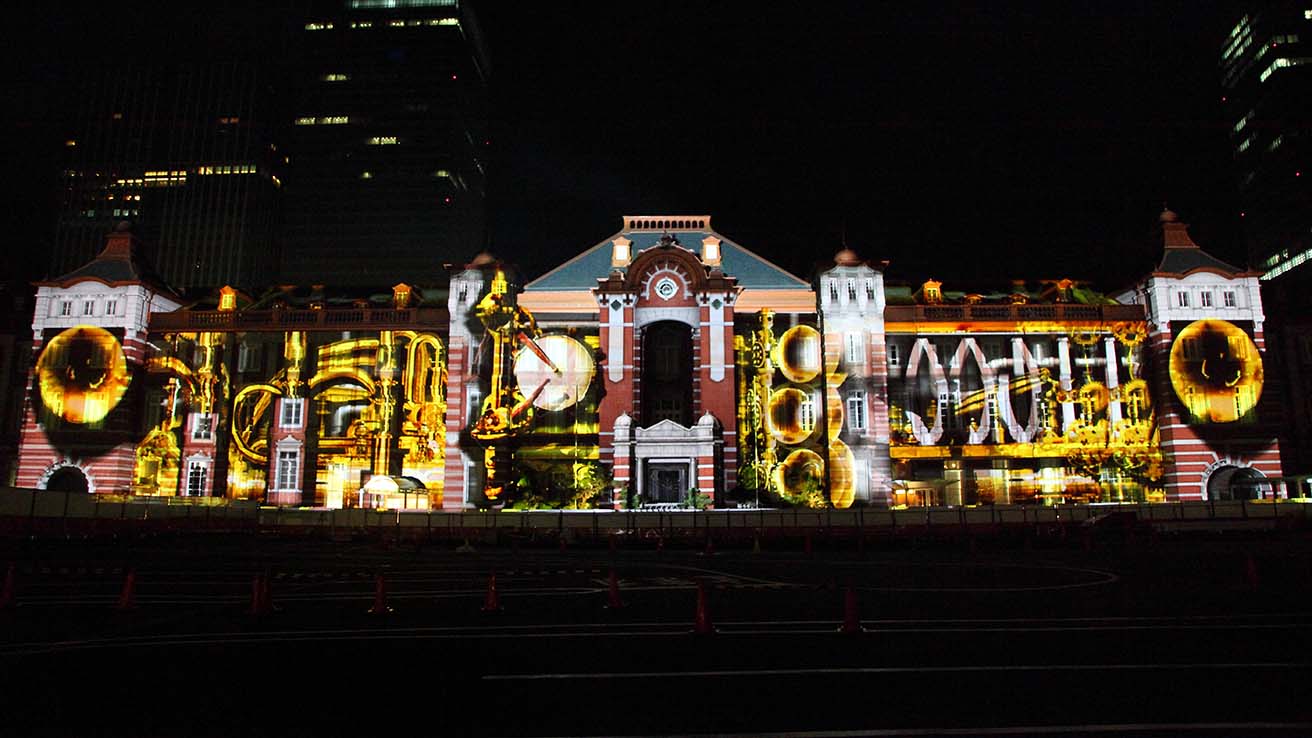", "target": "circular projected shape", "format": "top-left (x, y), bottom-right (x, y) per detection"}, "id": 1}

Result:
top-left (772, 448), bottom-right (824, 499)
top-left (512, 334), bottom-right (595, 411)
top-left (37, 325), bottom-right (131, 425)
top-left (772, 324), bottom-right (822, 383)
top-left (829, 439), bottom-right (856, 509)
top-left (1168, 319), bottom-right (1263, 424)
top-left (768, 387), bottom-right (815, 445)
